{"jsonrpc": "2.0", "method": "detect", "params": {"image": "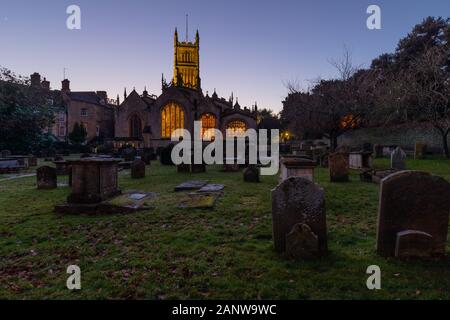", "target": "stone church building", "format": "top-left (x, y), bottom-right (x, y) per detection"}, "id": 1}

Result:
top-left (44, 29), bottom-right (258, 150)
